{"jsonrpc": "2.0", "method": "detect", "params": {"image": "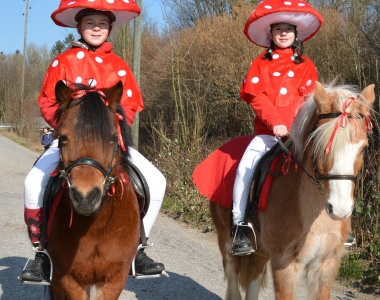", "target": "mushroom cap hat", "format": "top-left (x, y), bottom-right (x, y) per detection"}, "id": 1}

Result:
top-left (244, 0), bottom-right (323, 47)
top-left (51, 0), bottom-right (141, 28)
